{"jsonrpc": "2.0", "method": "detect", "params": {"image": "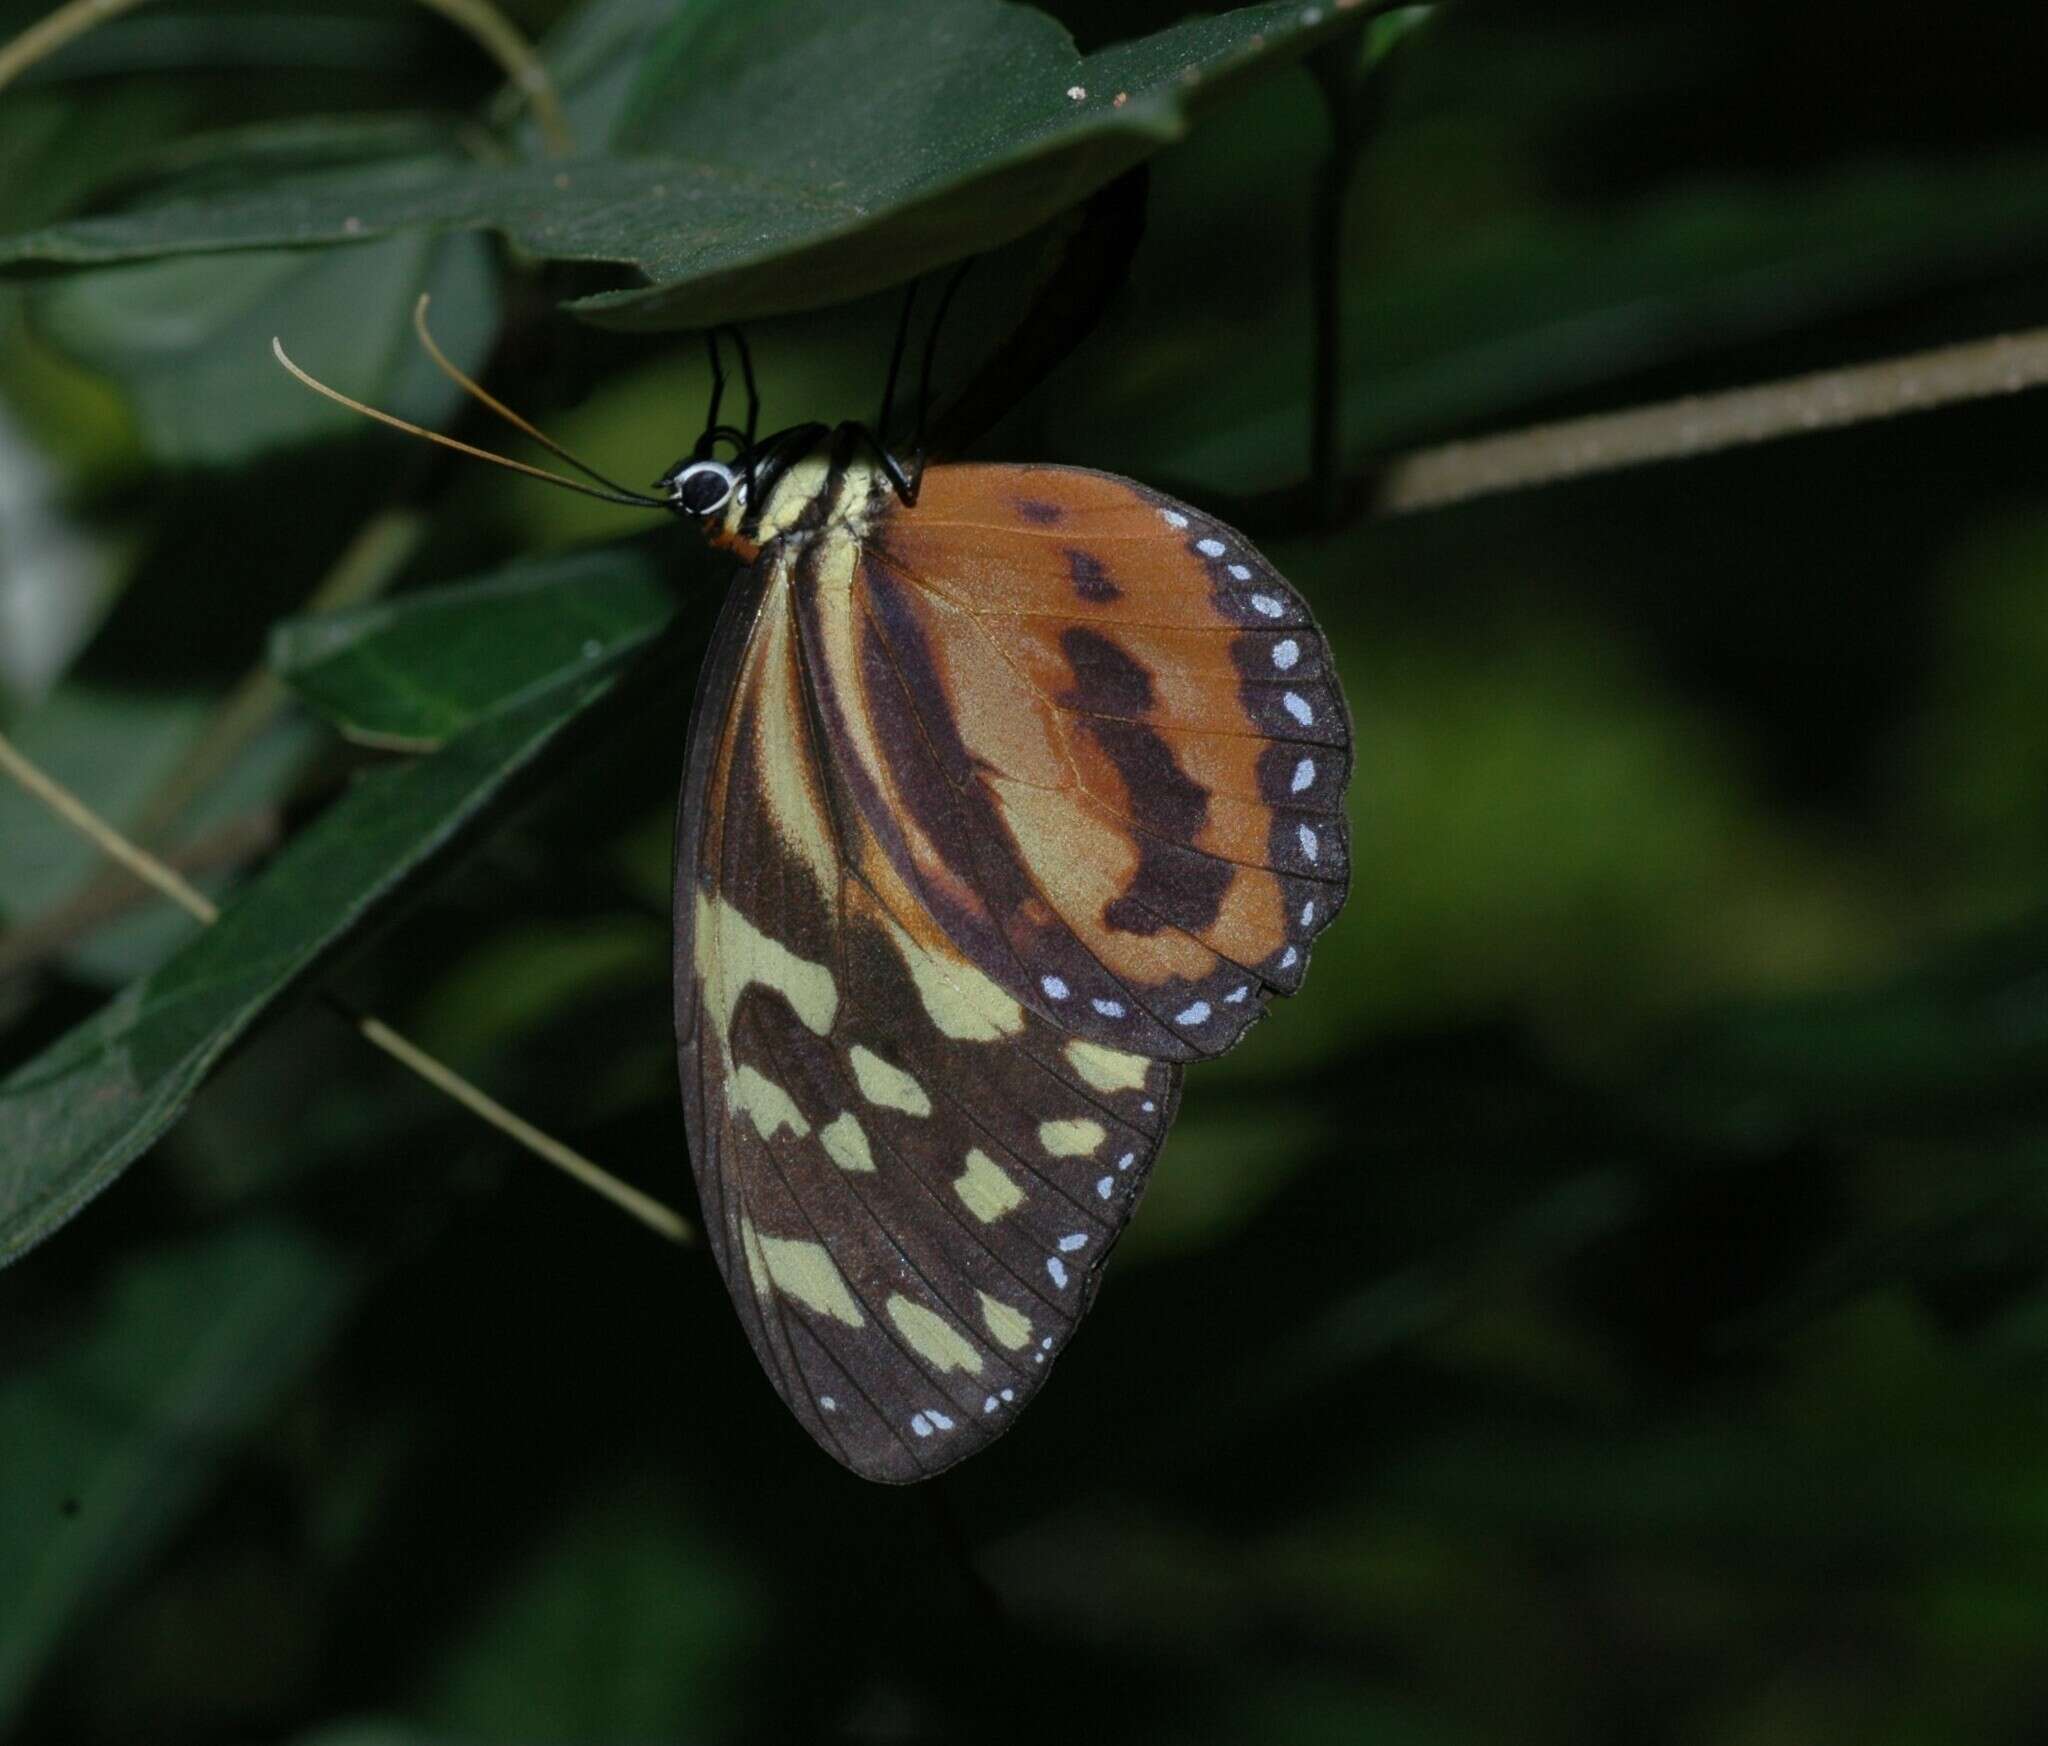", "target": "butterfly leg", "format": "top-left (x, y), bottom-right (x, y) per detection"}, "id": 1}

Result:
top-left (908, 258), bottom-right (976, 495)
top-left (724, 324), bottom-right (761, 449)
top-left (696, 328), bottom-right (729, 457)
top-left (863, 261), bottom-right (979, 506)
